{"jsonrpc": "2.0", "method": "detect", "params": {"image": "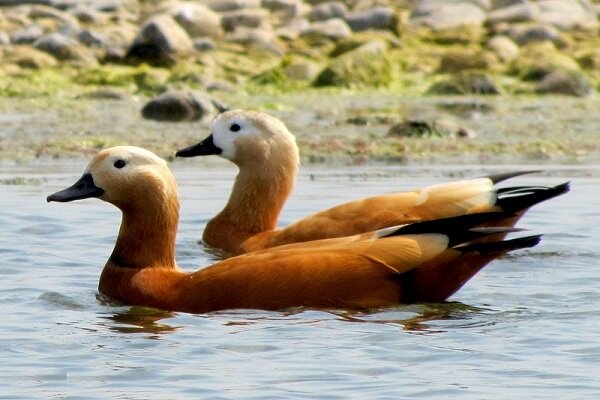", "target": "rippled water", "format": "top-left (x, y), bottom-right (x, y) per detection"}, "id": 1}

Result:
top-left (1, 161), bottom-right (598, 399)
